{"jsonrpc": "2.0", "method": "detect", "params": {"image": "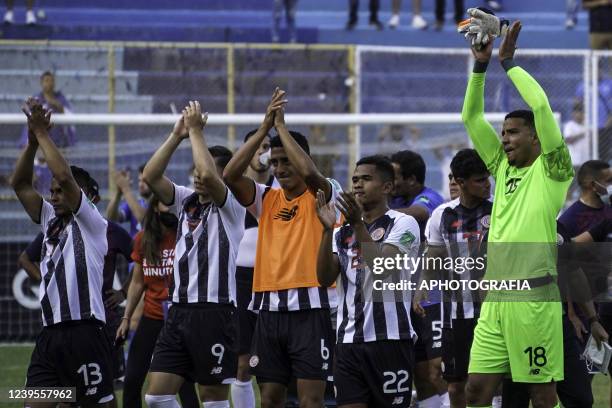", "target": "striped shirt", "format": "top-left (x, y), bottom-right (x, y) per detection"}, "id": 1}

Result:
top-left (333, 210), bottom-right (420, 344)
top-left (168, 183), bottom-right (245, 305)
top-left (425, 198), bottom-right (492, 325)
top-left (38, 192), bottom-right (108, 326)
top-left (249, 179), bottom-right (342, 311)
